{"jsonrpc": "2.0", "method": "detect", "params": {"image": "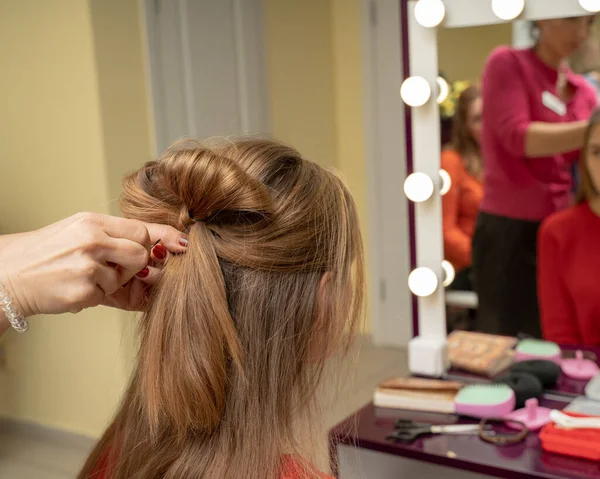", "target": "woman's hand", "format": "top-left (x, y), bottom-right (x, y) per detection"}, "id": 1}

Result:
top-left (0, 212), bottom-right (187, 319)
